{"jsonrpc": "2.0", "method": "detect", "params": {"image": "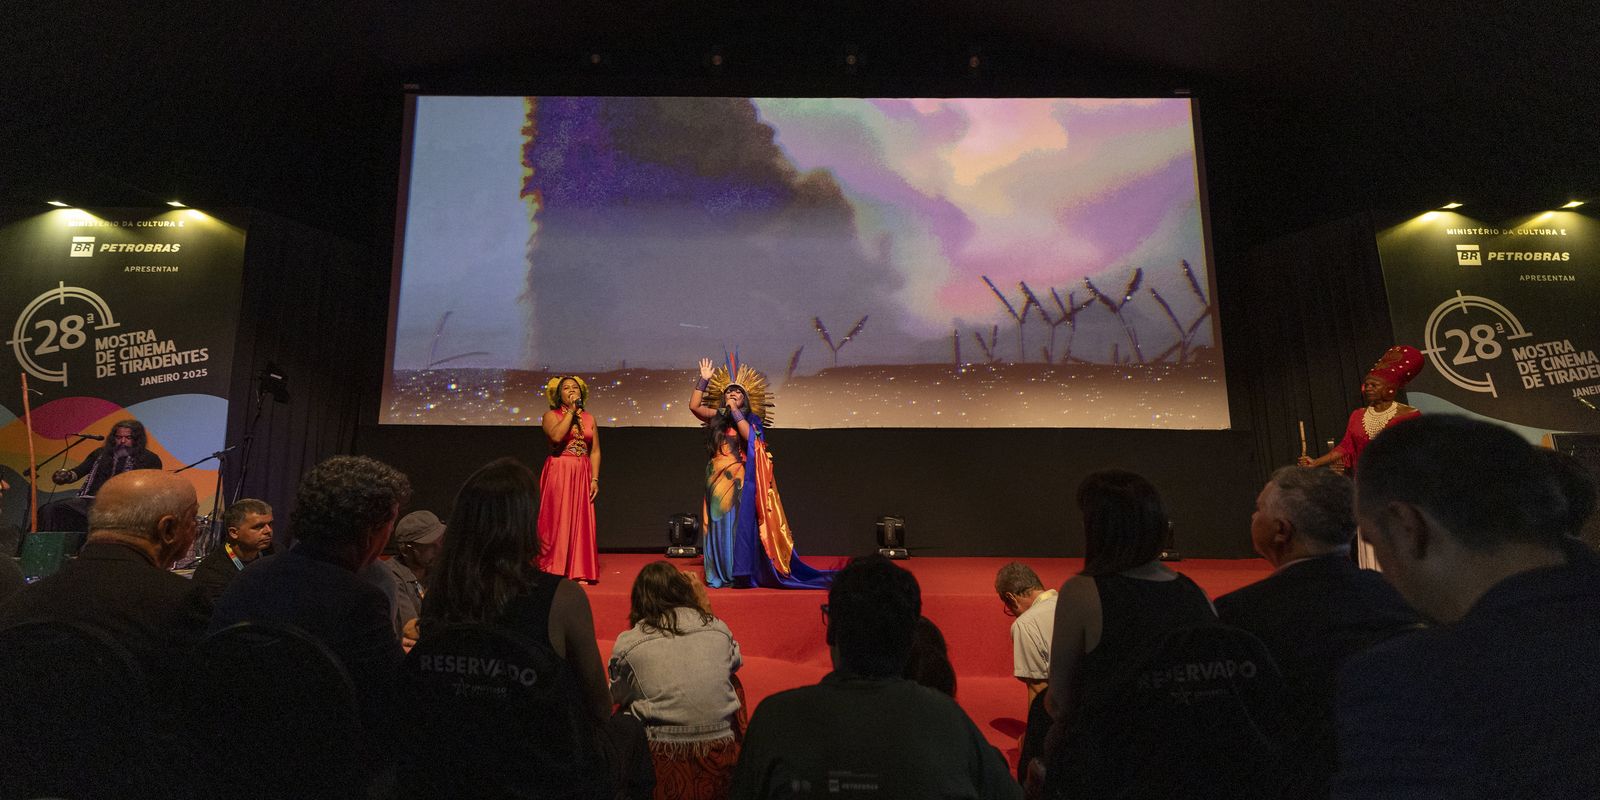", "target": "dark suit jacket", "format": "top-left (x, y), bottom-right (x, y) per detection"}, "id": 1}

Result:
top-left (210, 541), bottom-right (403, 731)
top-left (0, 541), bottom-right (211, 697)
top-left (1333, 538), bottom-right (1600, 800)
top-left (1215, 553), bottom-right (1422, 798)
